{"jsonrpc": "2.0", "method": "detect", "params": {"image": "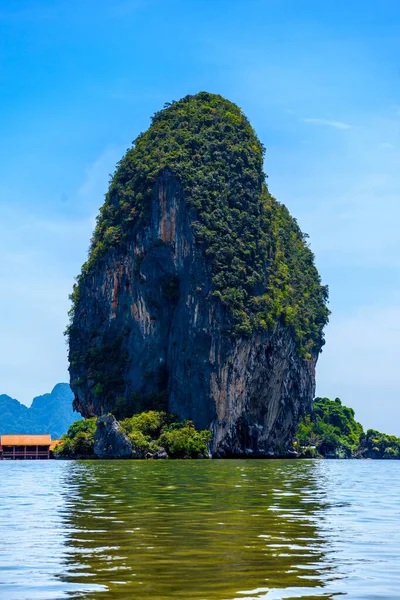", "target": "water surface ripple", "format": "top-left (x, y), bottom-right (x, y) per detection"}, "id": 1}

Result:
top-left (0, 459), bottom-right (399, 599)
